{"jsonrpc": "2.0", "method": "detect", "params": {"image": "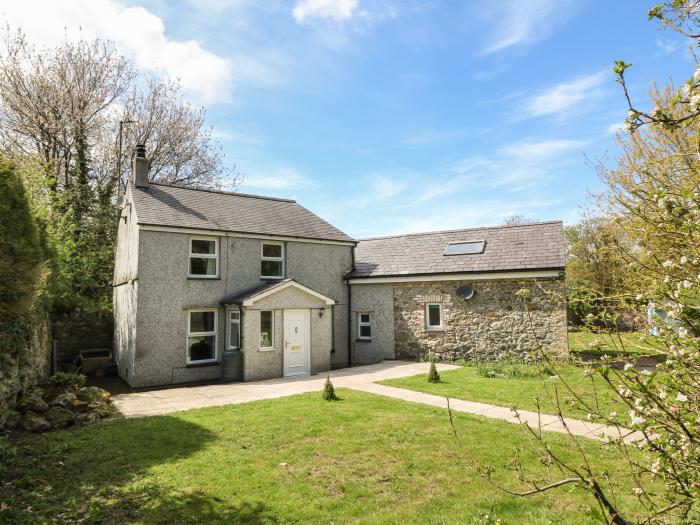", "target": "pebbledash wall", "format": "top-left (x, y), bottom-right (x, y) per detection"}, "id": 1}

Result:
top-left (351, 277), bottom-right (567, 363)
